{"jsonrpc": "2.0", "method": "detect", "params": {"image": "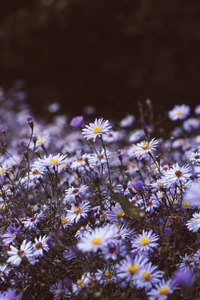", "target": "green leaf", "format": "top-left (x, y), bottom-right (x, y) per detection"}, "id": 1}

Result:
top-left (110, 190), bottom-right (145, 221)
